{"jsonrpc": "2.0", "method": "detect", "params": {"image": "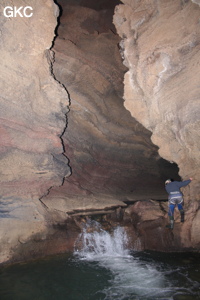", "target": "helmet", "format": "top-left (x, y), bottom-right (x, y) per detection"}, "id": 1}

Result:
top-left (165, 179), bottom-right (171, 185)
